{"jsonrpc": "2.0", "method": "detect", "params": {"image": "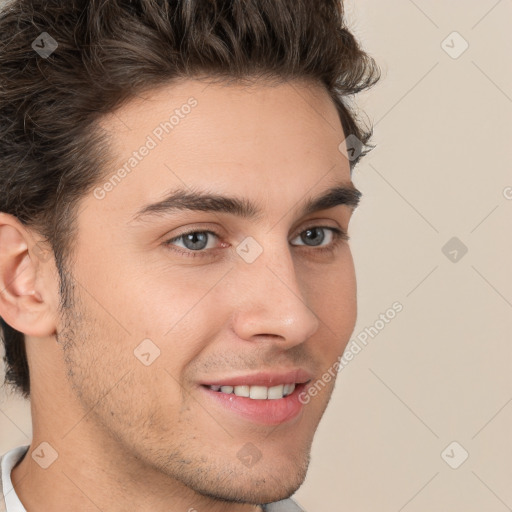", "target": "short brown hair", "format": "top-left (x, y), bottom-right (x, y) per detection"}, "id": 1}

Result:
top-left (0, 0), bottom-right (380, 398)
